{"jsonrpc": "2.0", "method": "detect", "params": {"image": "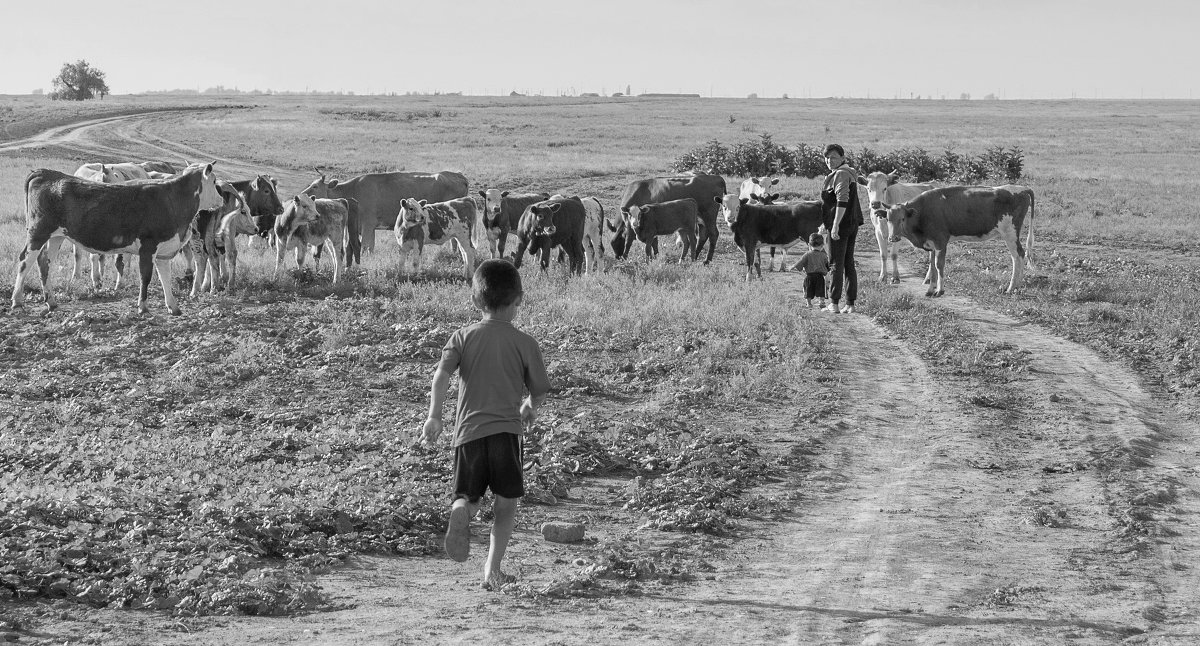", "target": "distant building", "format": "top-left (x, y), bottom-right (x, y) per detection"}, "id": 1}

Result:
top-left (638, 93), bottom-right (702, 98)
top-left (747, 93), bottom-right (758, 99)
top-left (510, 91), bottom-right (525, 97)
top-left (581, 92), bottom-right (599, 97)
top-left (31, 88), bottom-right (43, 95)
top-left (611, 92), bottom-right (624, 97)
